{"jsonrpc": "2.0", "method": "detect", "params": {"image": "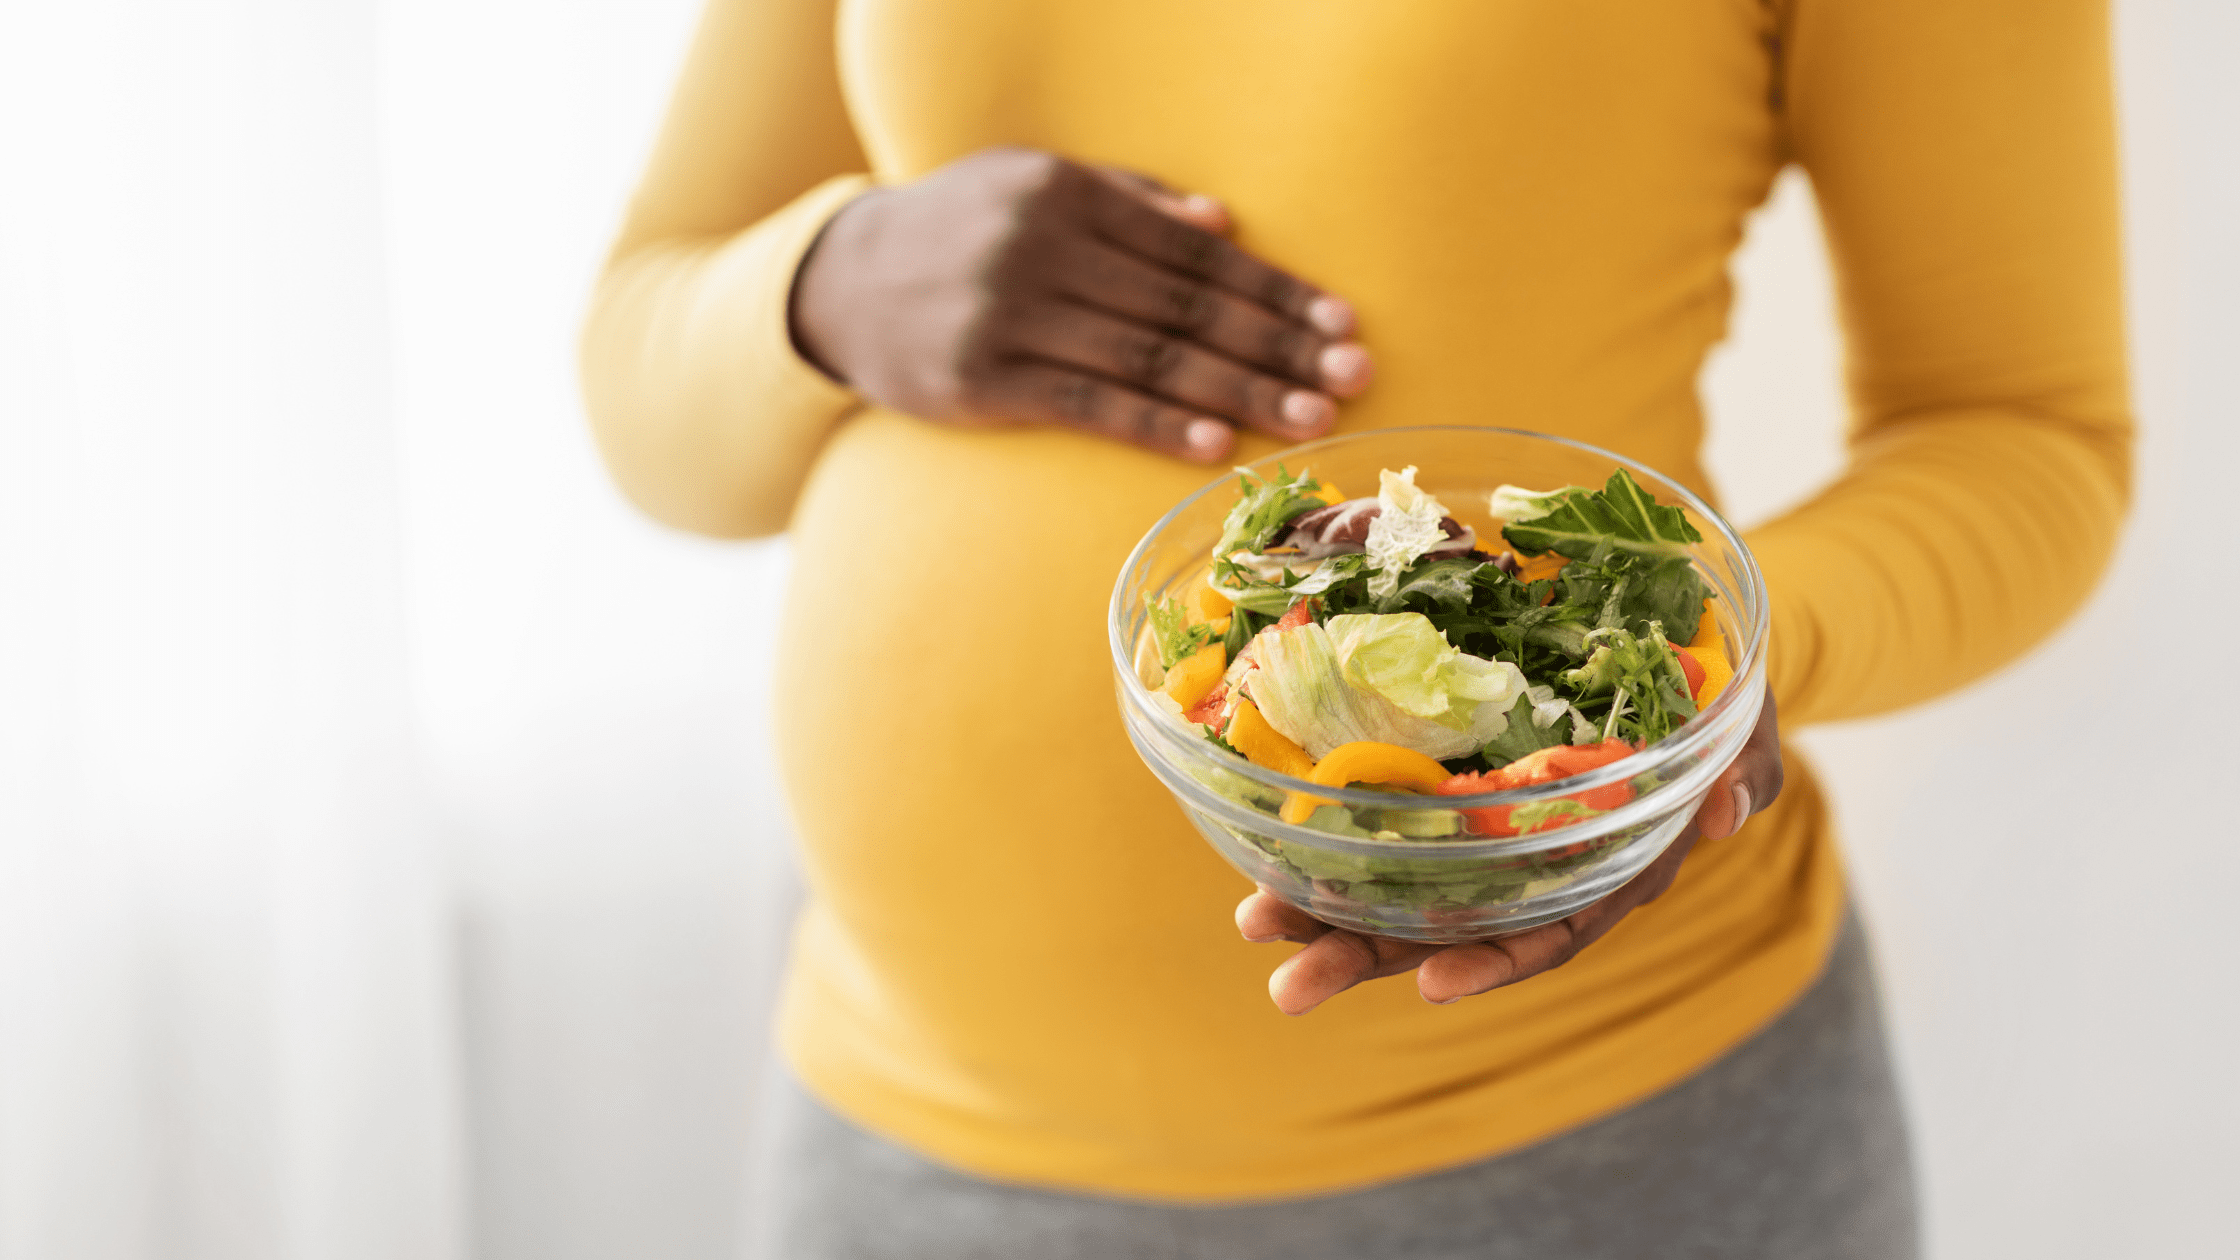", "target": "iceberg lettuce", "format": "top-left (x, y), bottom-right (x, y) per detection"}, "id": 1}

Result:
top-left (1363, 467), bottom-right (1454, 602)
top-left (1249, 613), bottom-right (1526, 760)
